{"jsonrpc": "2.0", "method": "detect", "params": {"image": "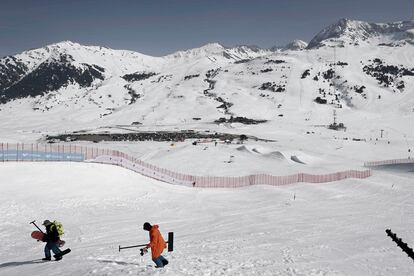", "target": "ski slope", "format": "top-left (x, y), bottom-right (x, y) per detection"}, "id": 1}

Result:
top-left (0, 162), bottom-right (413, 275)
